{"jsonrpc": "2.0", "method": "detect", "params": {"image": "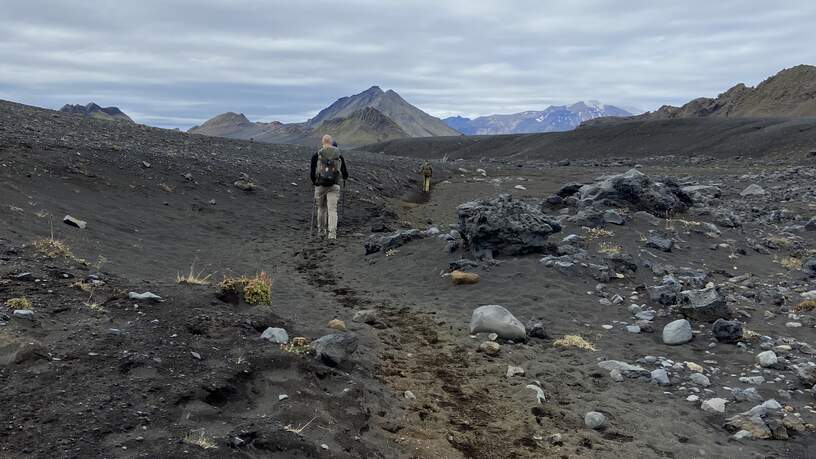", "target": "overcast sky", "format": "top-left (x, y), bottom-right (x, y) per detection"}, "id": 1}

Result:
top-left (1, 0), bottom-right (814, 129)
